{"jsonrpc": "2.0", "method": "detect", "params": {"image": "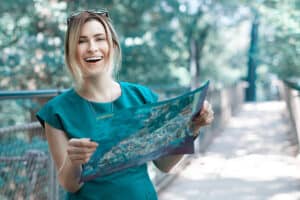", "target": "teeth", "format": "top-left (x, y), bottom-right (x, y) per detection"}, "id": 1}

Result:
top-left (85, 56), bottom-right (103, 62)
